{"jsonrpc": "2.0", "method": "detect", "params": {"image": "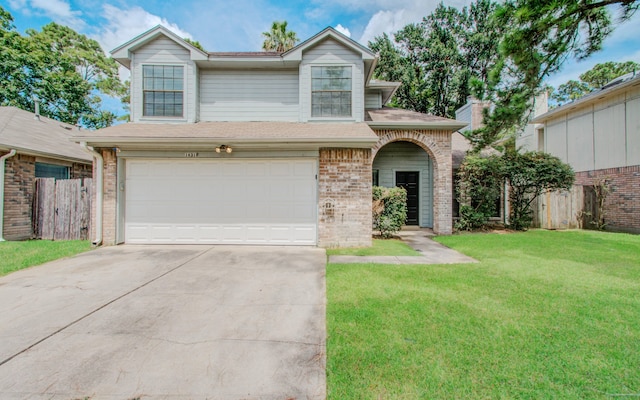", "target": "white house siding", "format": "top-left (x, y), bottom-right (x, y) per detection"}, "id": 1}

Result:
top-left (299, 38), bottom-right (365, 122)
top-left (566, 110), bottom-right (593, 172)
top-left (199, 70), bottom-right (299, 121)
top-left (546, 120), bottom-right (567, 163)
top-left (131, 37), bottom-right (197, 123)
top-left (372, 141), bottom-right (434, 227)
top-left (627, 96), bottom-right (640, 165)
top-left (593, 99), bottom-right (626, 170)
top-left (365, 90), bottom-right (382, 109)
